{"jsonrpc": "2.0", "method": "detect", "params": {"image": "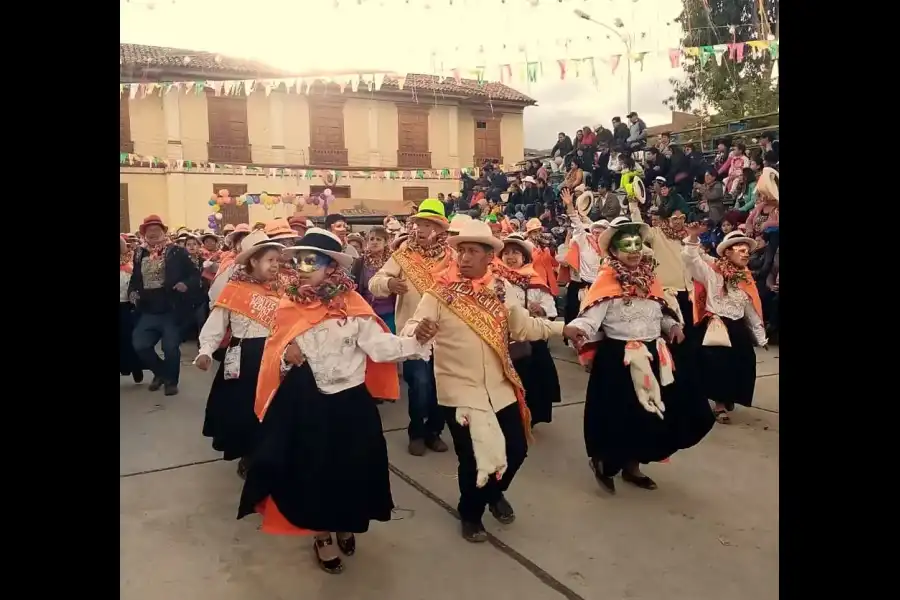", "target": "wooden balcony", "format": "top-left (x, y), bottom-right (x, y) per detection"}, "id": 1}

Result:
top-left (309, 146), bottom-right (349, 167)
top-left (120, 140), bottom-right (134, 154)
top-left (208, 143), bottom-right (252, 164)
top-left (397, 150), bottom-right (432, 169)
top-left (474, 155), bottom-right (504, 168)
